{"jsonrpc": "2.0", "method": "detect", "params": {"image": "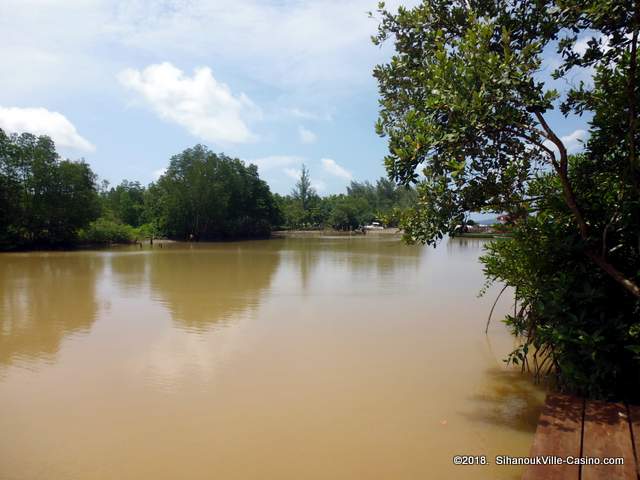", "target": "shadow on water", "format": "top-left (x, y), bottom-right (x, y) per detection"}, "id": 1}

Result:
top-left (145, 242), bottom-right (281, 331)
top-left (460, 366), bottom-right (544, 434)
top-left (0, 253), bottom-right (103, 368)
